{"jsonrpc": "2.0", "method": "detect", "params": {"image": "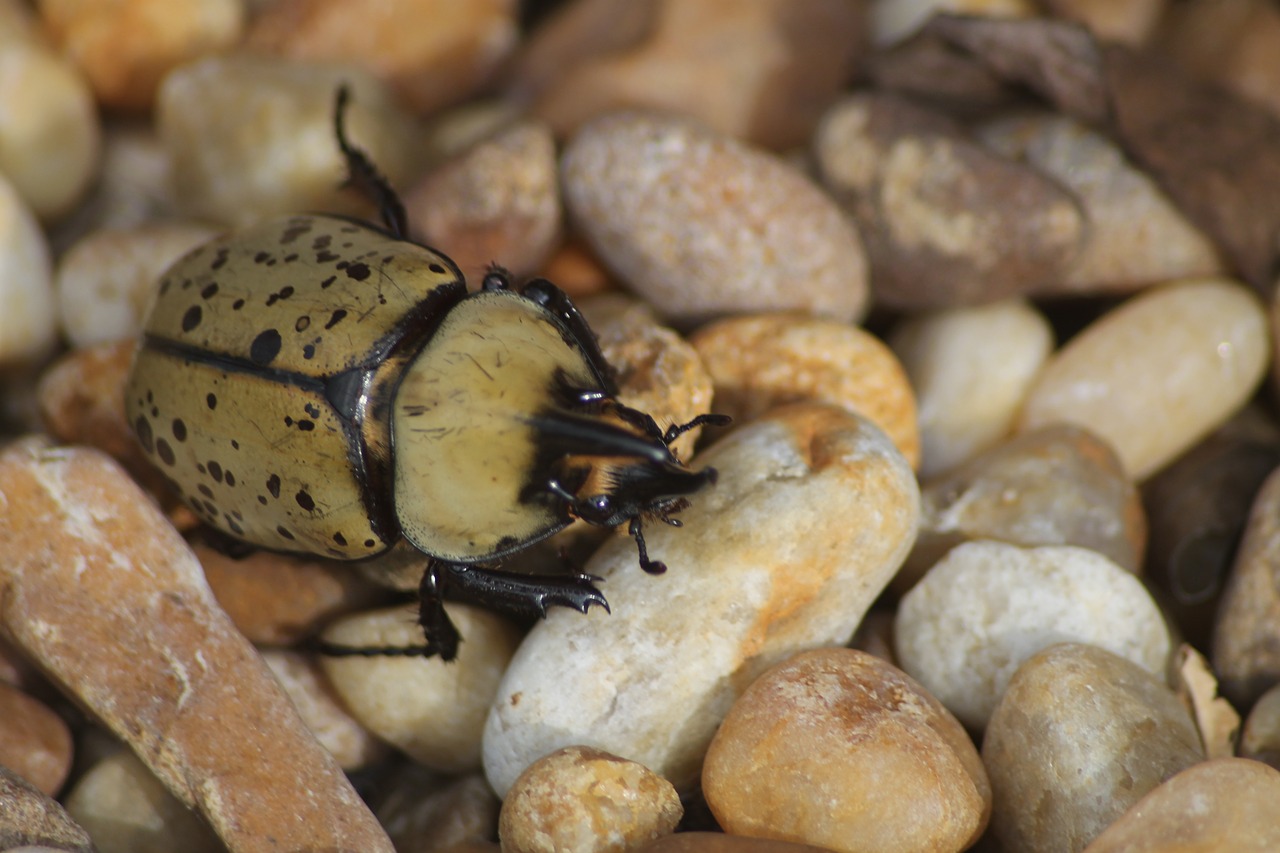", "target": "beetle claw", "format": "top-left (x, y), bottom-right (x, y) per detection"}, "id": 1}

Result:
top-left (440, 563), bottom-right (610, 621)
